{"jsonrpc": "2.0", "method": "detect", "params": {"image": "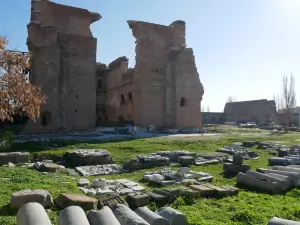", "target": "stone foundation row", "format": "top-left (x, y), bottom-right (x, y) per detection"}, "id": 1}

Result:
top-left (237, 166), bottom-right (300, 194)
top-left (17, 202), bottom-right (188, 225)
